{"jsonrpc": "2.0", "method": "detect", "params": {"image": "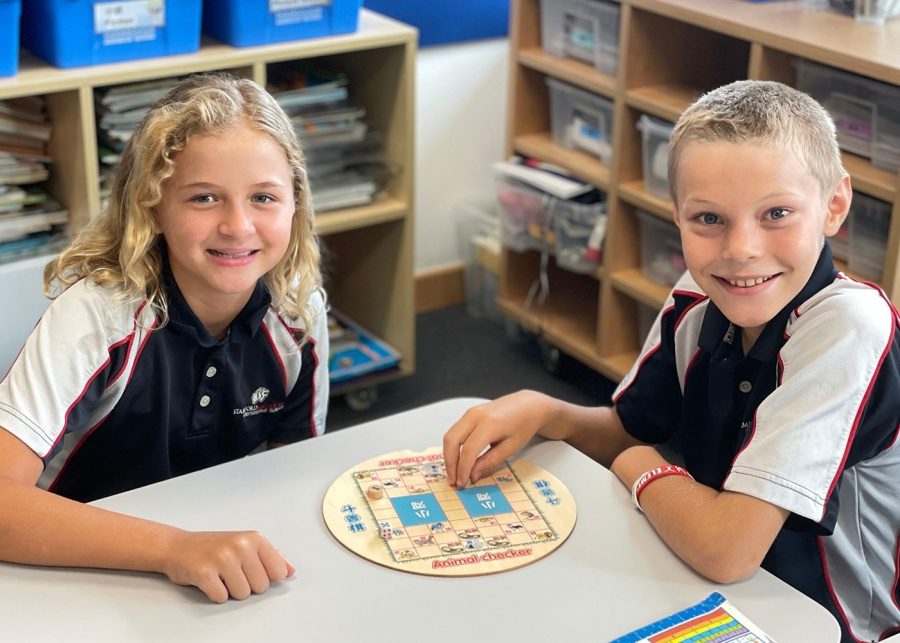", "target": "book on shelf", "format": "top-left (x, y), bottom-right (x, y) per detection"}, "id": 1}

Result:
top-left (0, 113), bottom-right (52, 142)
top-left (0, 132), bottom-right (46, 156)
top-left (0, 99), bottom-right (48, 125)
